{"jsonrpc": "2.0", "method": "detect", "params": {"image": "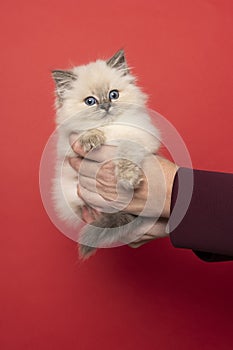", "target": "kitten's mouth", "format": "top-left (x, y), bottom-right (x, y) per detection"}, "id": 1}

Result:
top-left (101, 110), bottom-right (113, 119)
top-left (99, 106), bottom-right (119, 120)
